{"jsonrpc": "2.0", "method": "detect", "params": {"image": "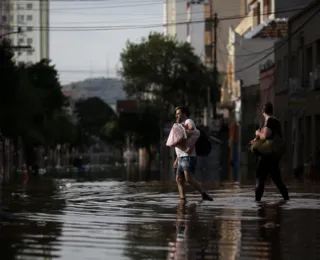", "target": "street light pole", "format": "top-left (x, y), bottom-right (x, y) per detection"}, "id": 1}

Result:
top-left (0, 27), bottom-right (21, 39)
